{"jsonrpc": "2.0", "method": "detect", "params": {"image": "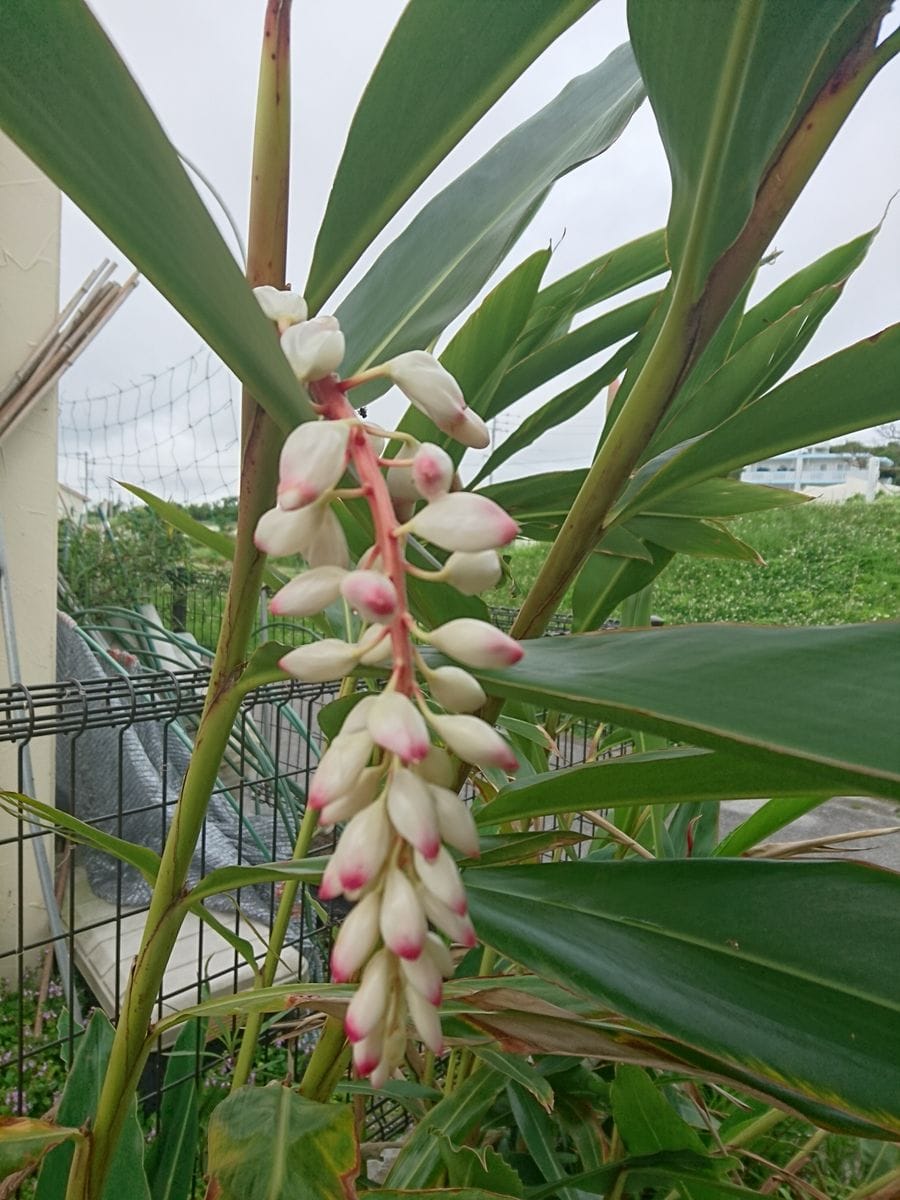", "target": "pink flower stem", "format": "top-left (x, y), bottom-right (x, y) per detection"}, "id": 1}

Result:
top-left (311, 377), bottom-right (417, 696)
